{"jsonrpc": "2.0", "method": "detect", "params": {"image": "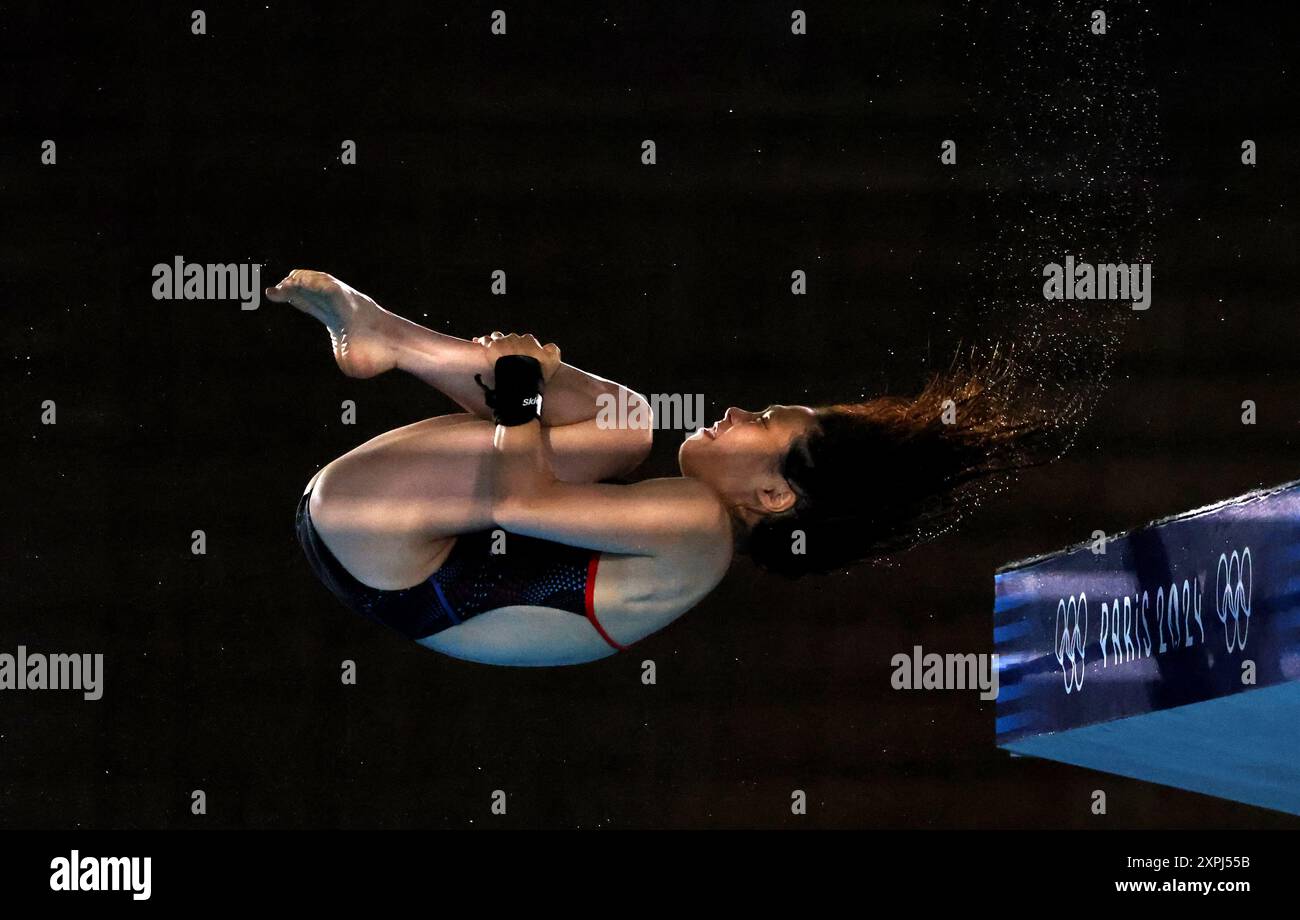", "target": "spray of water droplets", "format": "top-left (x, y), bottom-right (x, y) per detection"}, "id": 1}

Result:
top-left (965, 0), bottom-right (1158, 429)
top-left (897, 1), bottom-right (1162, 553)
